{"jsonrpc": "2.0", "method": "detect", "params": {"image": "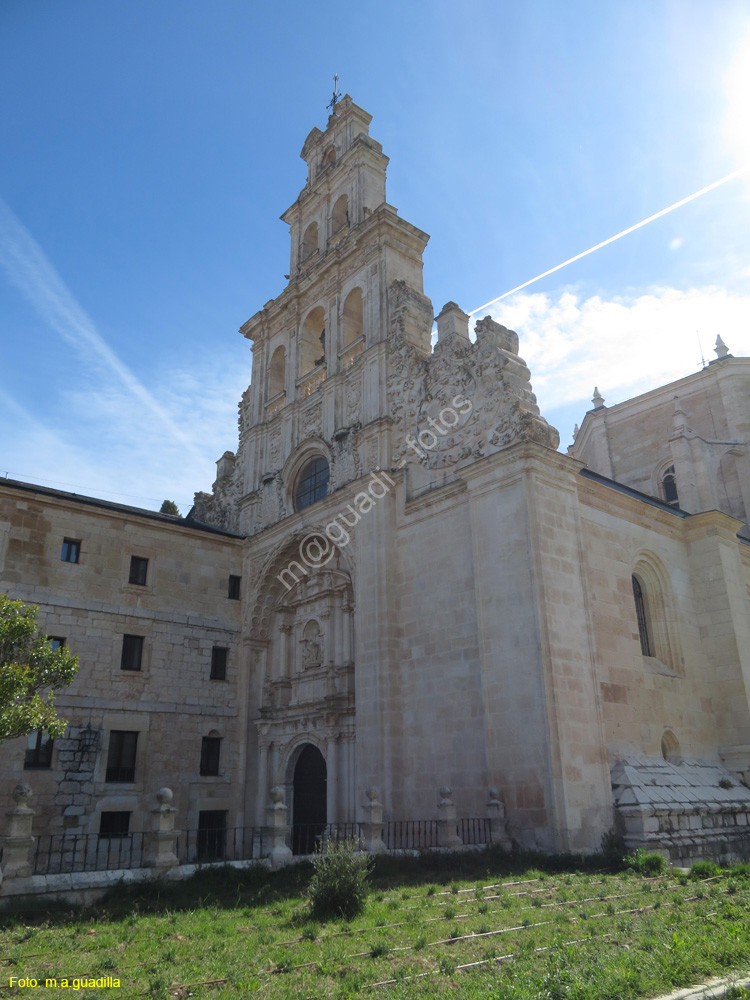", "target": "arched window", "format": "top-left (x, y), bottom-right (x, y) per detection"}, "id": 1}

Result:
top-left (269, 345), bottom-right (286, 398)
top-left (331, 194), bottom-right (349, 233)
top-left (301, 222), bottom-right (319, 260)
top-left (632, 575), bottom-right (651, 657)
top-left (299, 307), bottom-right (326, 376)
top-left (341, 287), bottom-right (363, 350)
top-left (661, 730), bottom-right (681, 763)
top-left (322, 145), bottom-right (336, 168)
top-left (631, 557), bottom-right (682, 674)
top-left (661, 465), bottom-right (679, 507)
top-left (294, 457), bottom-right (330, 511)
